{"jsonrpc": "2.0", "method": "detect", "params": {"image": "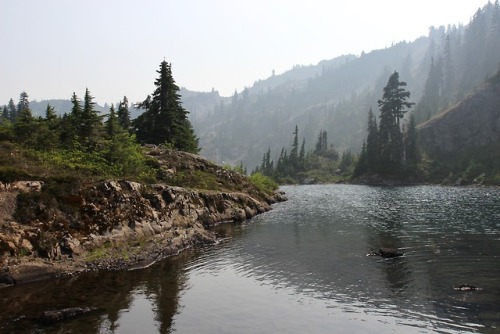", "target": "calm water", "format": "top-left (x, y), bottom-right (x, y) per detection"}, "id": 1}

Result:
top-left (1, 185), bottom-right (500, 333)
